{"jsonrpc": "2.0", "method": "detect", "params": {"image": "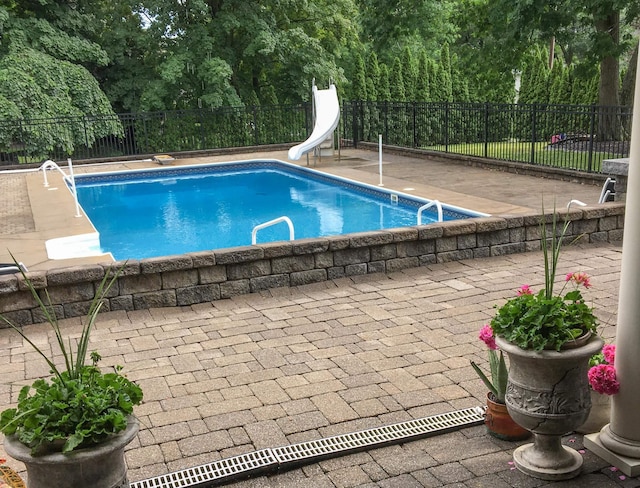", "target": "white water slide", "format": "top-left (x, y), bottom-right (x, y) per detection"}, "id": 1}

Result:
top-left (288, 83), bottom-right (340, 161)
